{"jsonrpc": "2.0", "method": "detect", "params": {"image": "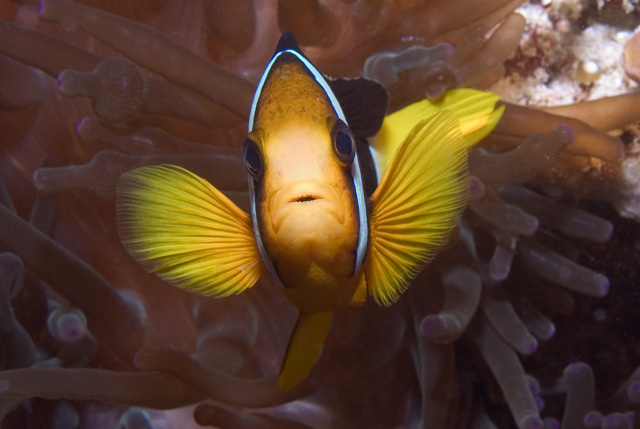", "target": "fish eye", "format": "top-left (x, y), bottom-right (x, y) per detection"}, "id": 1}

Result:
top-left (242, 138), bottom-right (264, 181)
top-left (331, 119), bottom-right (355, 164)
